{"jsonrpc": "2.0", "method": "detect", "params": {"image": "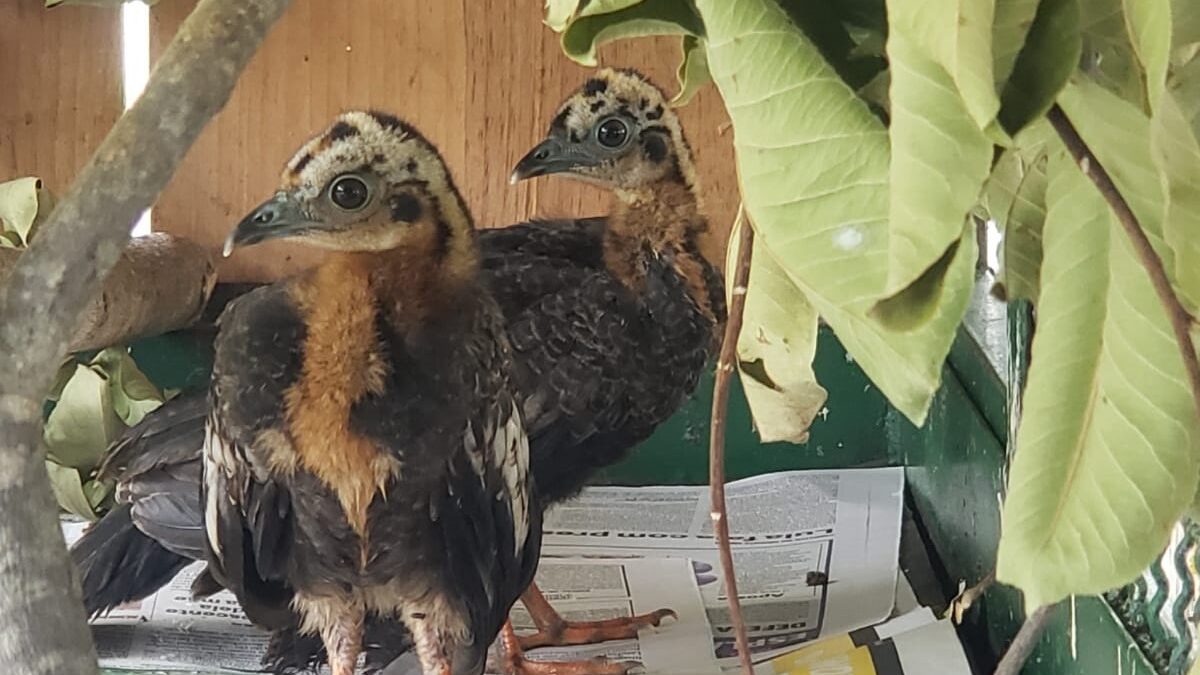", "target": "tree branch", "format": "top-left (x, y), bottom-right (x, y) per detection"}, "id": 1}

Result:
top-left (1046, 104), bottom-right (1200, 422)
top-left (994, 603), bottom-right (1057, 675)
top-left (710, 209), bottom-right (755, 675)
top-left (0, 0), bottom-right (291, 671)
